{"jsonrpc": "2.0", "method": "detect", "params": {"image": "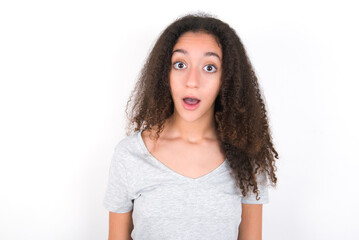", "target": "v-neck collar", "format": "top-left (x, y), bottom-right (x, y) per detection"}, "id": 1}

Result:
top-left (136, 129), bottom-right (228, 183)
